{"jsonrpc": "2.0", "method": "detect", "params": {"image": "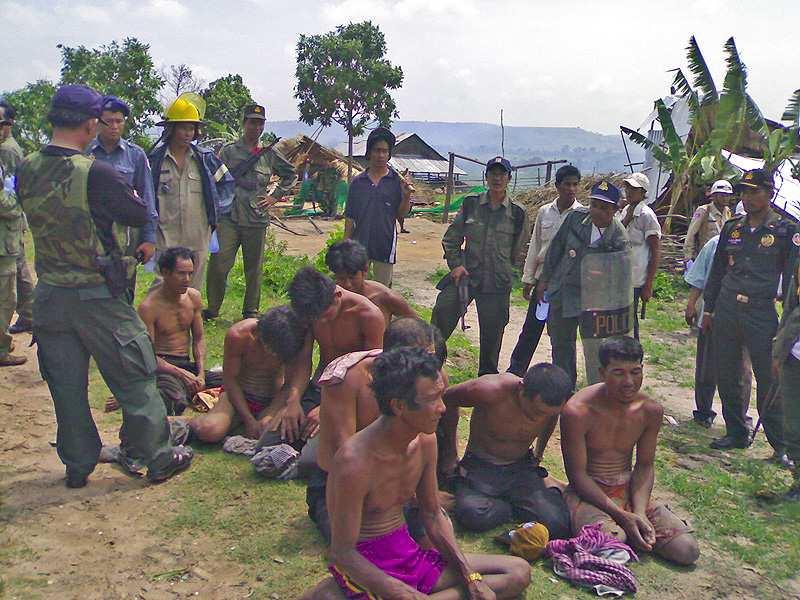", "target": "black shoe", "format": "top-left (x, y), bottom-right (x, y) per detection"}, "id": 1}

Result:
top-left (783, 486), bottom-right (800, 502)
top-left (65, 471), bottom-right (88, 488)
top-left (8, 317), bottom-right (32, 334)
top-left (201, 309), bottom-right (217, 322)
top-left (693, 415), bottom-right (714, 428)
top-left (770, 451), bottom-right (796, 470)
top-left (710, 435), bottom-right (750, 450)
